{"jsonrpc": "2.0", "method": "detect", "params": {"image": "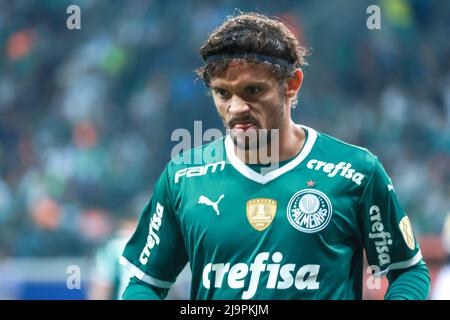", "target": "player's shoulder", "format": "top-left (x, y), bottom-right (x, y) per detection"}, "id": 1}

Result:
top-left (310, 126), bottom-right (379, 175)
